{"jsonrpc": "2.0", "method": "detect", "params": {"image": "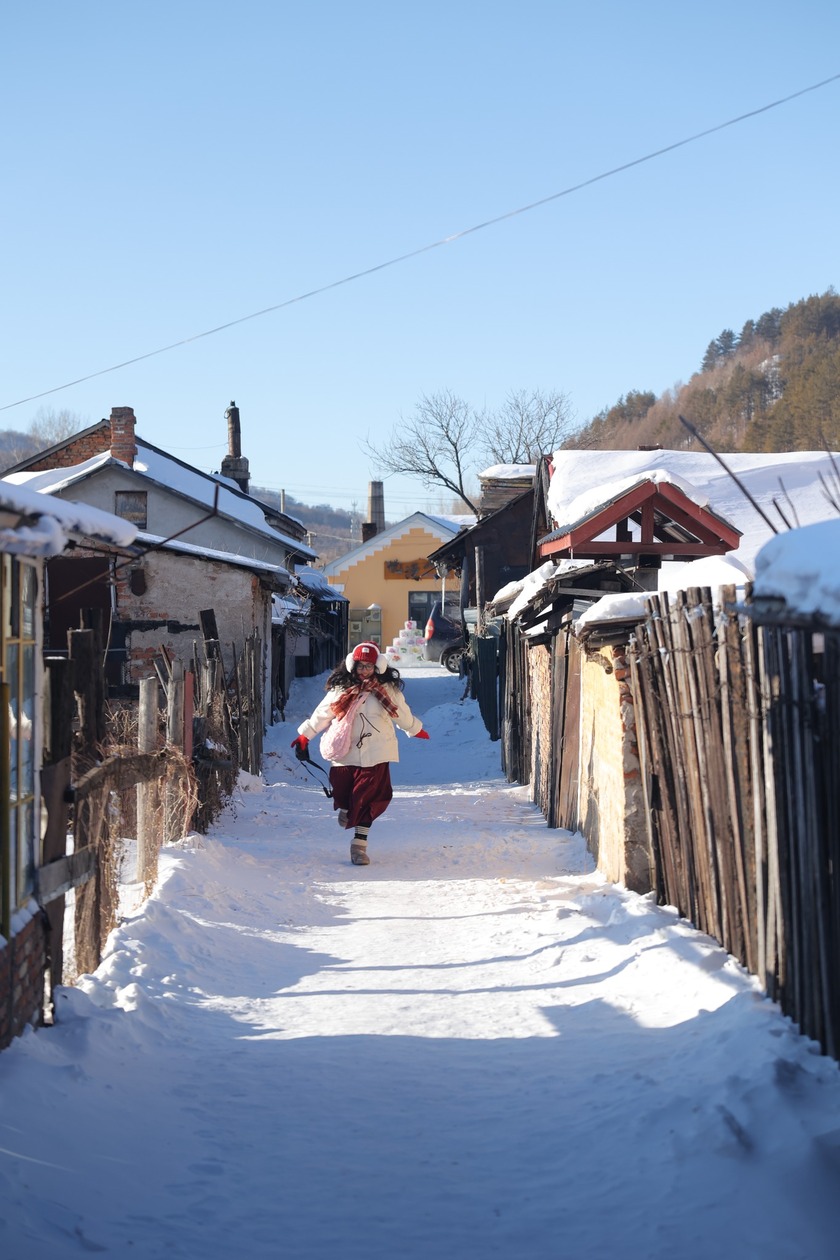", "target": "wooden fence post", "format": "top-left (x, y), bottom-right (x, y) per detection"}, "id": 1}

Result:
top-left (137, 677), bottom-right (158, 885)
top-left (165, 661), bottom-right (185, 843)
top-left (40, 658), bottom-right (75, 998)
